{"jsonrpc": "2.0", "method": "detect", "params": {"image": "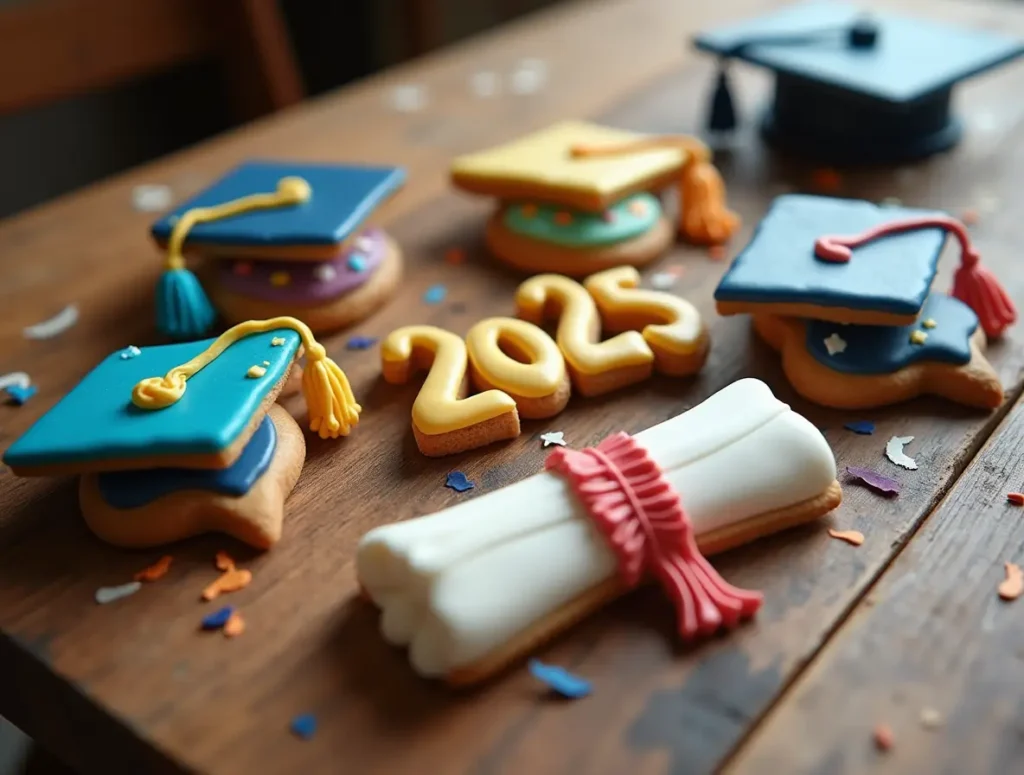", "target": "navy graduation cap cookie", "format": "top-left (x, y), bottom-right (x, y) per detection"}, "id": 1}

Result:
top-left (694, 1), bottom-right (1024, 163)
top-left (3, 318), bottom-right (362, 549)
top-left (148, 160), bottom-right (407, 340)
